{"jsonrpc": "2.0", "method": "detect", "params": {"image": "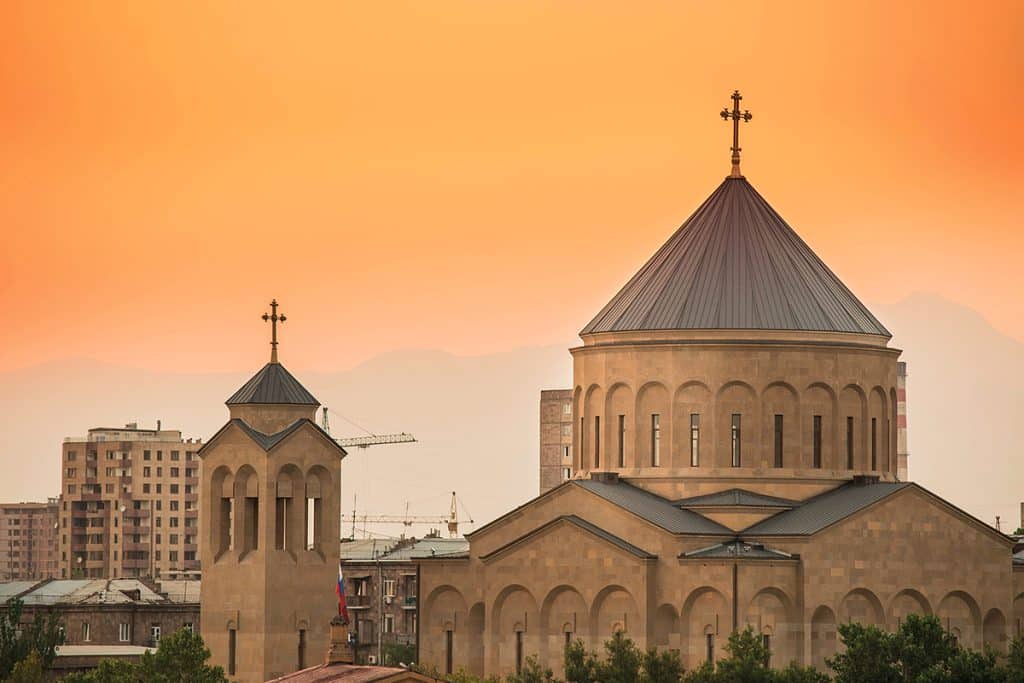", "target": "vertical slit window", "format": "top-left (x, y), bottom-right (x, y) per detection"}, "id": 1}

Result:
top-left (298, 629), bottom-right (306, 670)
top-left (579, 418), bottom-right (585, 469)
top-left (244, 496), bottom-right (258, 552)
top-left (871, 417), bottom-right (877, 470)
top-left (228, 628), bottom-right (236, 676)
top-left (515, 631), bottom-right (524, 674)
top-left (651, 414), bottom-right (661, 467)
top-left (275, 498), bottom-right (288, 550)
top-left (773, 414), bottom-right (784, 468)
top-left (813, 416), bottom-right (823, 468)
top-left (731, 414), bottom-right (742, 467)
top-left (617, 415), bottom-right (625, 468)
top-left (594, 416), bottom-right (600, 468)
top-left (445, 630), bottom-right (453, 675)
top-left (690, 414), bottom-right (700, 467)
top-left (706, 633), bottom-right (714, 663)
top-left (846, 417), bottom-right (855, 469)
top-left (305, 498), bottom-right (321, 551)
